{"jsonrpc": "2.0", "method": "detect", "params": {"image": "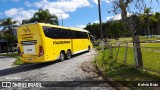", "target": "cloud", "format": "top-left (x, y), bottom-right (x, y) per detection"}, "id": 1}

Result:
top-left (5, 8), bottom-right (20, 17)
top-left (33, 0), bottom-right (91, 12)
top-left (92, 0), bottom-right (112, 4)
top-left (76, 25), bottom-right (86, 28)
top-left (5, 8), bottom-right (36, 23)
top-left (25, 0), bottom-right (91, 20)
top-left (25, 1), bottom-right (33, 7)
top-left (105, 0), bottom-right (112, 3)
top-left (57, 13), bottom-right (70, 20)
top-left (4, 0), bottom-right (92, 24)
top-left (93, 19), bottom-right (106, 23)
top-left (94, 20), bottom-right (99, 23)
top-left (106, 13), bottom-right (132, 21)
top-left (92, 0), bottom-right (98, 4)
